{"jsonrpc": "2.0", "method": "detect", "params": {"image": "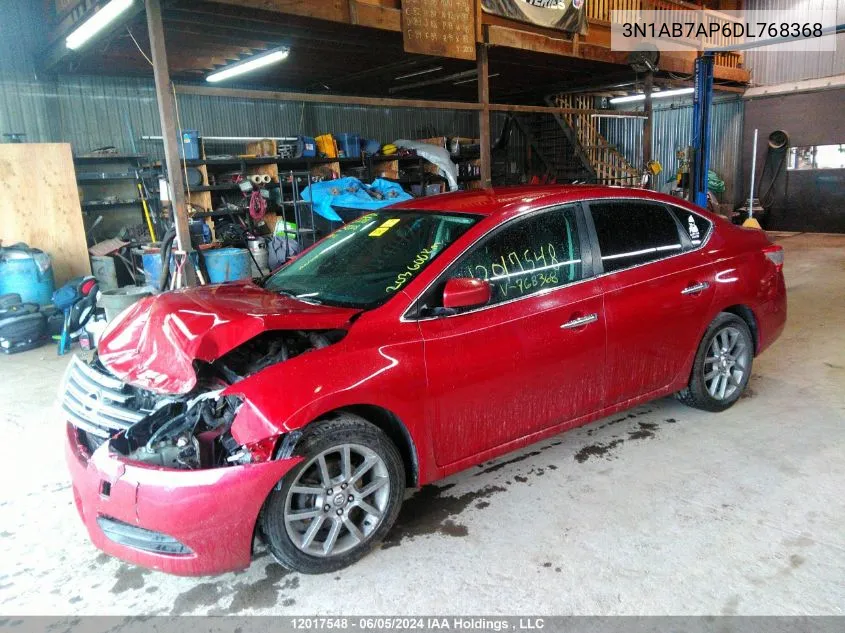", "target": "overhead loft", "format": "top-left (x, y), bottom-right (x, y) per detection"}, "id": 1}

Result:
top-left (42, 0), bottom-right (751, 90)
